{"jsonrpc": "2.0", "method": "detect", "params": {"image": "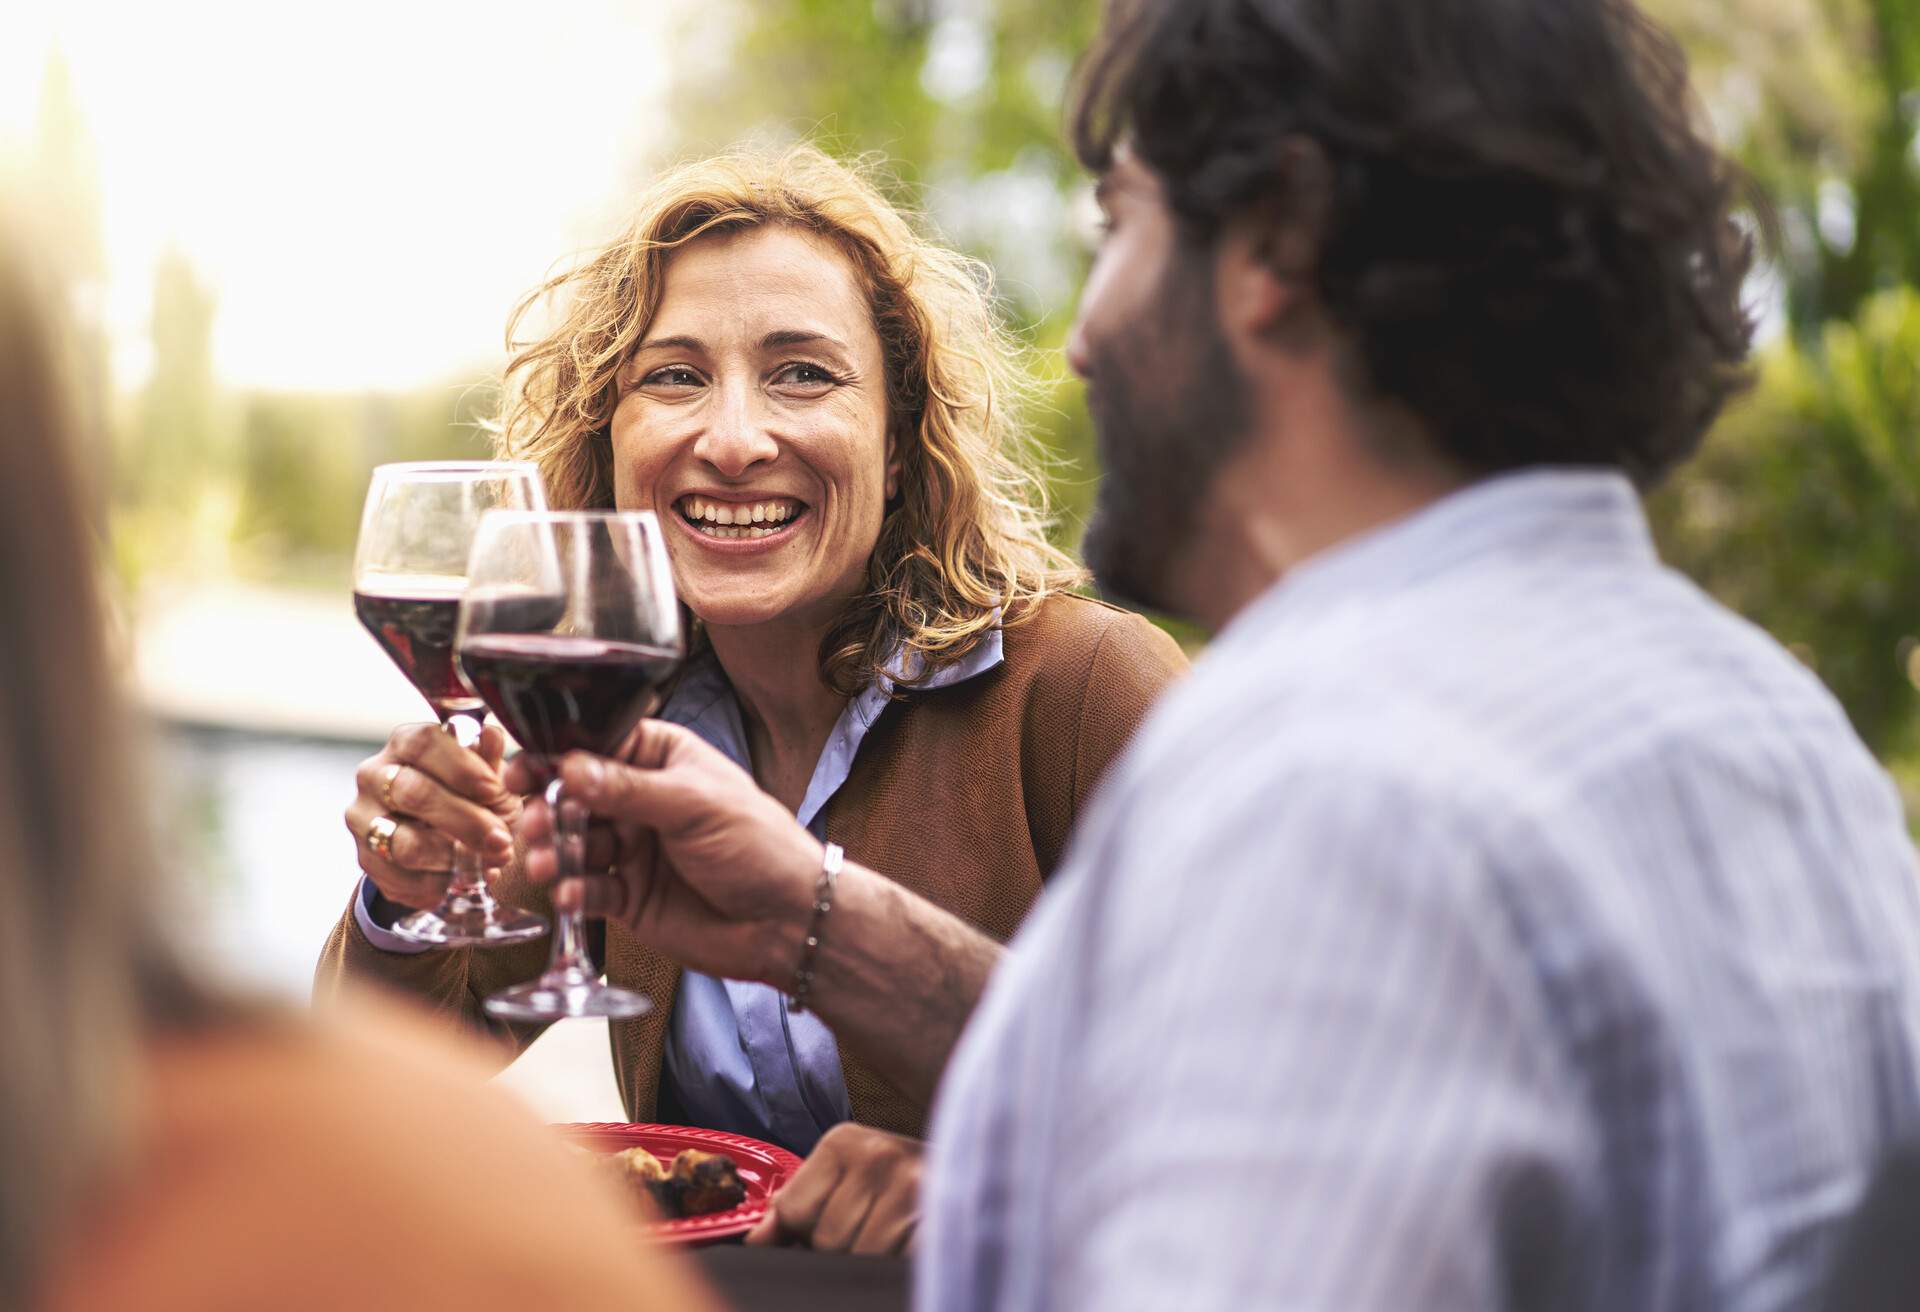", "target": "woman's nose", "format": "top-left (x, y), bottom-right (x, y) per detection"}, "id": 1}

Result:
top-left (692, 385), bottom-right (780, 477)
